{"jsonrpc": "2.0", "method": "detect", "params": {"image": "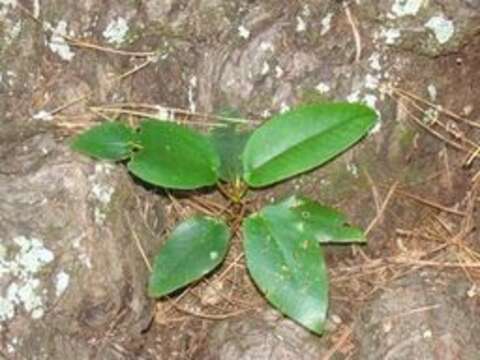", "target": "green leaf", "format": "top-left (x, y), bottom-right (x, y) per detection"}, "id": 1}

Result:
top-left (148, 216), bottom-right (231, 297)
top-left (243, 196), bottom-right (329, 334)
top-left (210, 125), bottom-right (251, 182)
top-left (128, 120), bottom-right (220, 189)
top-left (242, 103), bottom-right (377, 187)
top-left (291, 197), bottom-right (365, 243)
top-left (71, 121), bottom-right (135, 161)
